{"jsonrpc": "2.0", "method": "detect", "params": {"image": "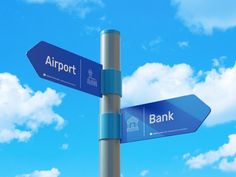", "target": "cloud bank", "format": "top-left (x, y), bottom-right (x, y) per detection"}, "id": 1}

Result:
top-left (185, 134), bottom-right (236, 172)
top-left (122, 61), bottom-right (236, 126)
top-left (172, 0), bottom-right (236, 34)
top-left (0, 73), bottom-right (64, 143)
